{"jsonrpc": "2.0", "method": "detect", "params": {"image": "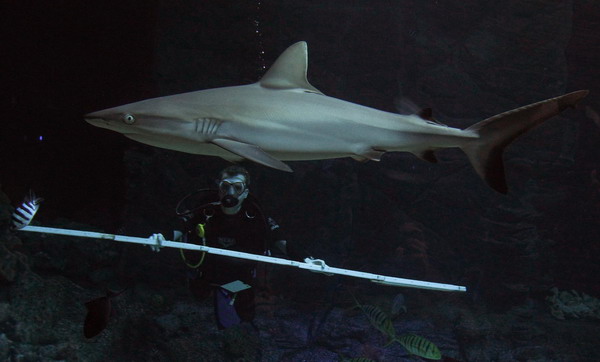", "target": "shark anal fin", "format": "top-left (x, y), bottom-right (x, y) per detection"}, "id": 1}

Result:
top-left (212, 138), bottom-right (293, 172)
top-left (417, 150), bottom-right (438, 163)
